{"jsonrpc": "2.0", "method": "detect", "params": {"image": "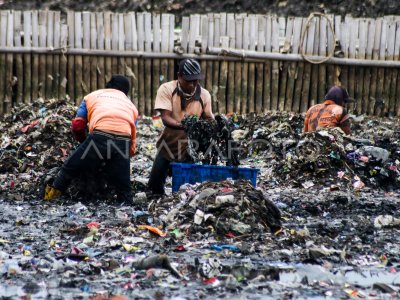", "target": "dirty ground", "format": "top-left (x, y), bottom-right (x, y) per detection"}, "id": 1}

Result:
top-left (1, 98), bottom-right (400, 299)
